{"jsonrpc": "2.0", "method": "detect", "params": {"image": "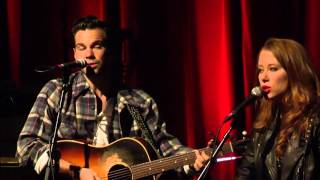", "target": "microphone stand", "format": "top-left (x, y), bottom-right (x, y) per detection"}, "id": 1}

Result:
top-left (197, 115), bottom-right (236, 180)
top-left (44, 70), bottom-right (71, 180)
top-left (198, 87), bottom-right (263, 179)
